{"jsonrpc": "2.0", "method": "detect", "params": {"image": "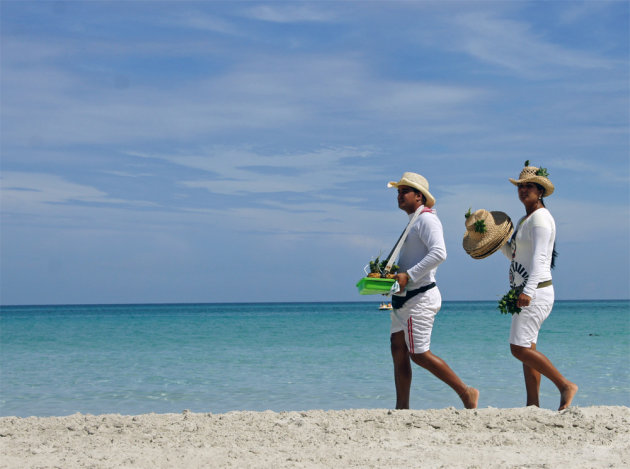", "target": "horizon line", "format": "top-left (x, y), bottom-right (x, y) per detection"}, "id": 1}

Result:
top-left (2, 298), bottom-right (629, 308)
